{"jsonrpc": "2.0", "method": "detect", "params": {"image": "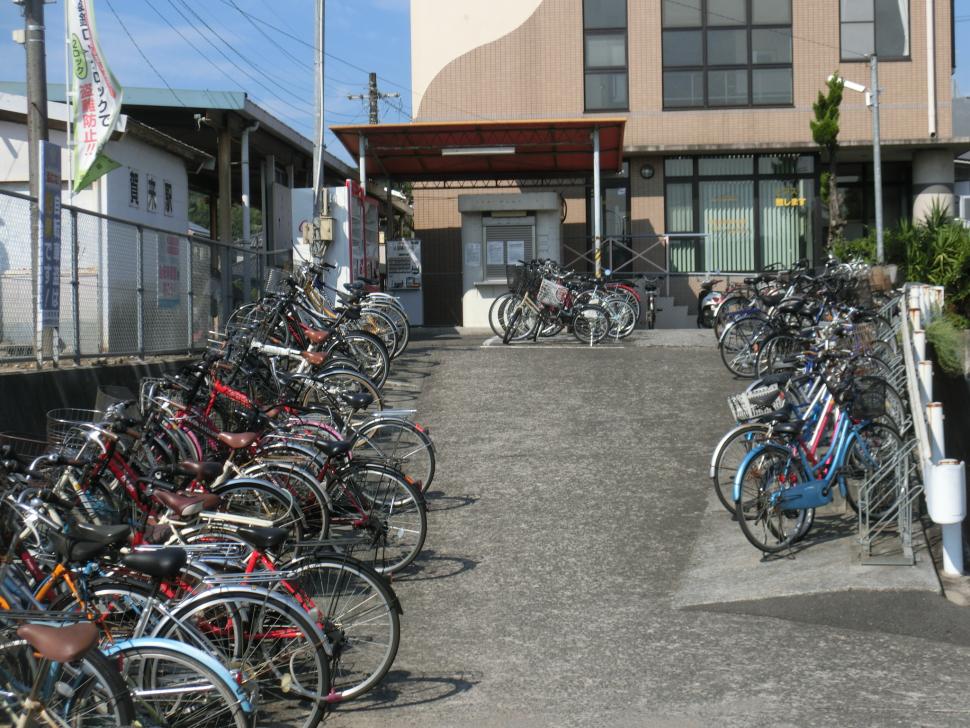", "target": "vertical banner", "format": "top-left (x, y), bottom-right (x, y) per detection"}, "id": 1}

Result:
top-left (68, 0), bottom-right (123, 192)
top-left (158, 235), bottom-right (181, 308)
top-left (38, 141), bottom-right (62, 329)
